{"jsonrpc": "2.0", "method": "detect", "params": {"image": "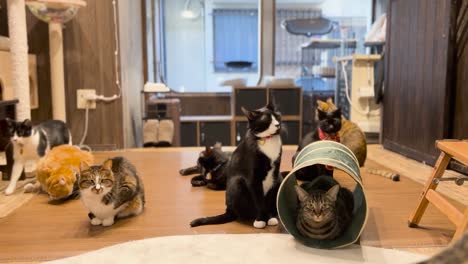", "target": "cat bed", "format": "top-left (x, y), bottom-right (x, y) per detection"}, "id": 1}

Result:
top-left (277, 141), bottom-right (368, 249)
